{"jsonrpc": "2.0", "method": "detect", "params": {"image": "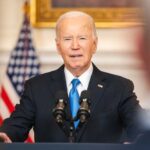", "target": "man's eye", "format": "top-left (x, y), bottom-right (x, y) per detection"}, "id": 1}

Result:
top-left (80, 37), bottom-right (86, 40)
top-left (64, 38), bottom-right (71, 41)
